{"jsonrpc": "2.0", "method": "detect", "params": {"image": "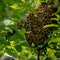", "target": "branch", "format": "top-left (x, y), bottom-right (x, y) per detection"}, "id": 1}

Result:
top-left (0, 54), bottom-right (15, 60)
